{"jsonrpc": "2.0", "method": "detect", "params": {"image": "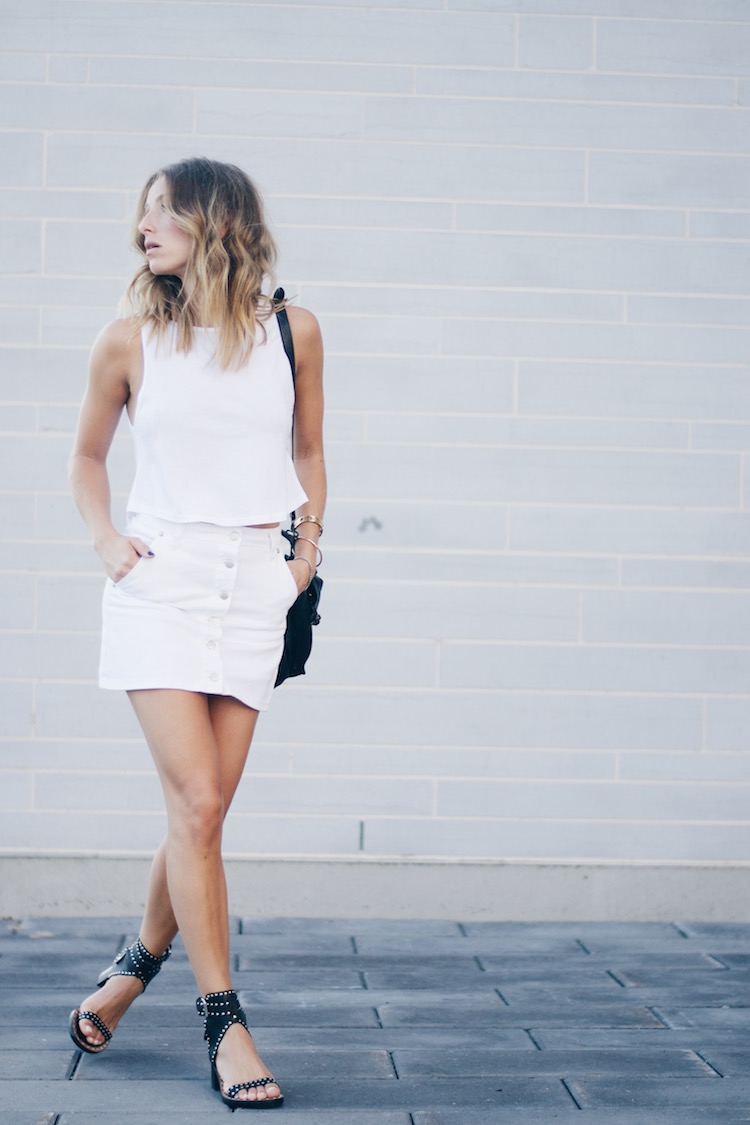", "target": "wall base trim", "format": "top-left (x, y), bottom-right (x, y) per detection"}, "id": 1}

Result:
top-left (2, 854), bottom-right (750, 920)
